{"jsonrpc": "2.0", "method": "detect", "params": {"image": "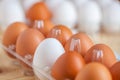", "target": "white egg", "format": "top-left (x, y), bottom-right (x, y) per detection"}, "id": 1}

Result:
top-left (33, 38), bottom-right (65, 79)
top-left (102, 1), bottom-right (120, 33)
top-left (1, 0), bottom-right (26, 30)
top-left (45, 0), bottom-right (65, 12)
top-left (94, 0), bottom-right (114, 7)
top-left (21, 0), bottom-right (42, 12)
top-left (52, 0), bottom-right (77, 29)
top-left (70, 0), bottom-right (89, 8)
top-left (78, 1), bottom-right (102, 34)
